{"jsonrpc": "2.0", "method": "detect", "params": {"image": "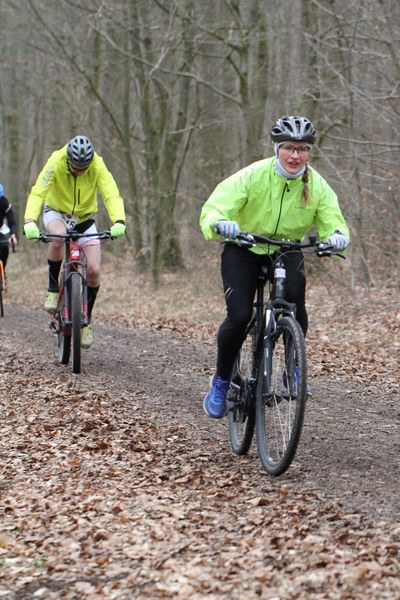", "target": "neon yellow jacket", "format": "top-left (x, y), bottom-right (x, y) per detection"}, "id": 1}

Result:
top-left (200, 157), bottom-right (349, 254)
top-left (24, 145), bottom-right (125, 223)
